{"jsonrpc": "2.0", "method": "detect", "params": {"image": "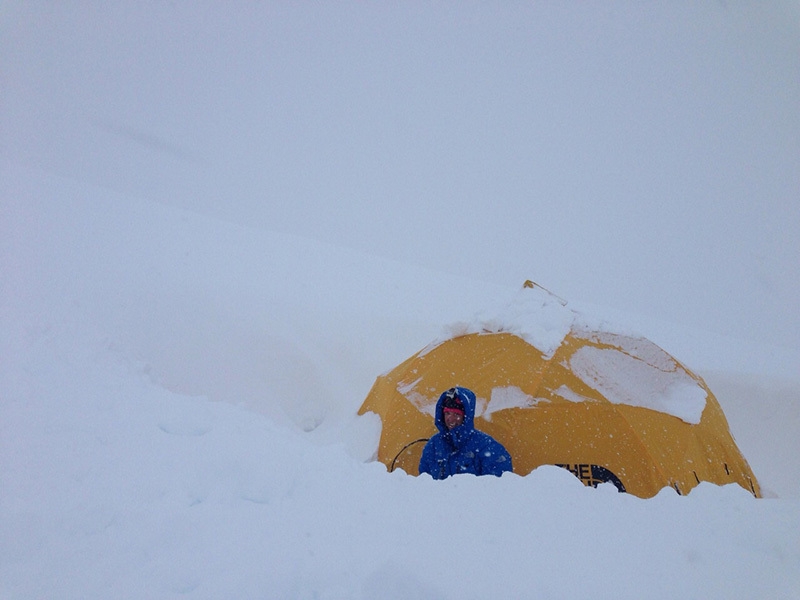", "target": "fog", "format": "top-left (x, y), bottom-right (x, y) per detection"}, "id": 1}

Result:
top-left (3, 2), bottom-right (798, 350)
